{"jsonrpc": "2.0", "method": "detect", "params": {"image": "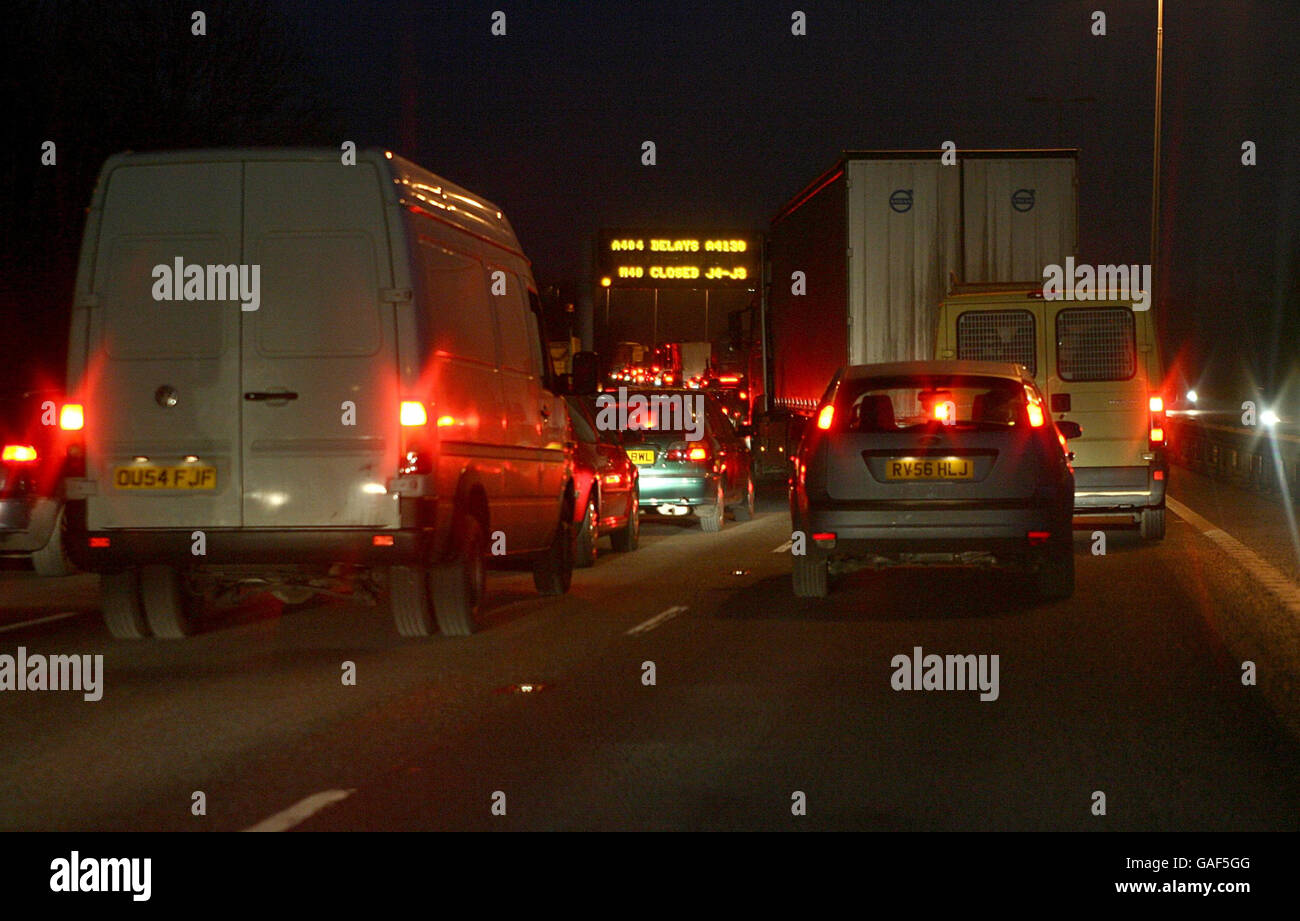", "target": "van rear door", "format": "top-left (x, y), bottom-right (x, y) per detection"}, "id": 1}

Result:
top-left (1045, 305), bottom-right (1148, 469)
top-left (240, 161), bottom-right (399, 528)
top-left (86, 162), bottom-right (244, 530)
